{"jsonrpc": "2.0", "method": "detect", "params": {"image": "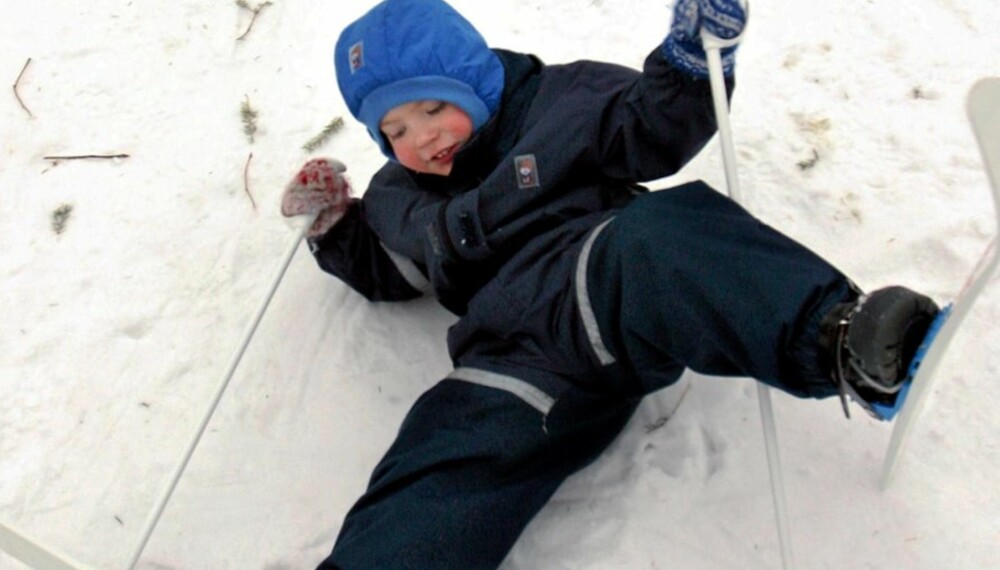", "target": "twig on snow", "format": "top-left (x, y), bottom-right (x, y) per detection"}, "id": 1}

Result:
top-left (243, 152), bottom-right (258, 211)
top-left (236, 1), bottom-right (273, 41)
top-left (51, 204), bottom-right (73, 235)
top-left (302, 116), bottom-right (344, 153)
top-left (240, 94), bottom-right (258, 143)
top-left (797, 148), bottom-right (820, 171)
top-left (43, 154), bottom-right (130, 161)
top-left (13, 57), bottom-right (33, 118)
